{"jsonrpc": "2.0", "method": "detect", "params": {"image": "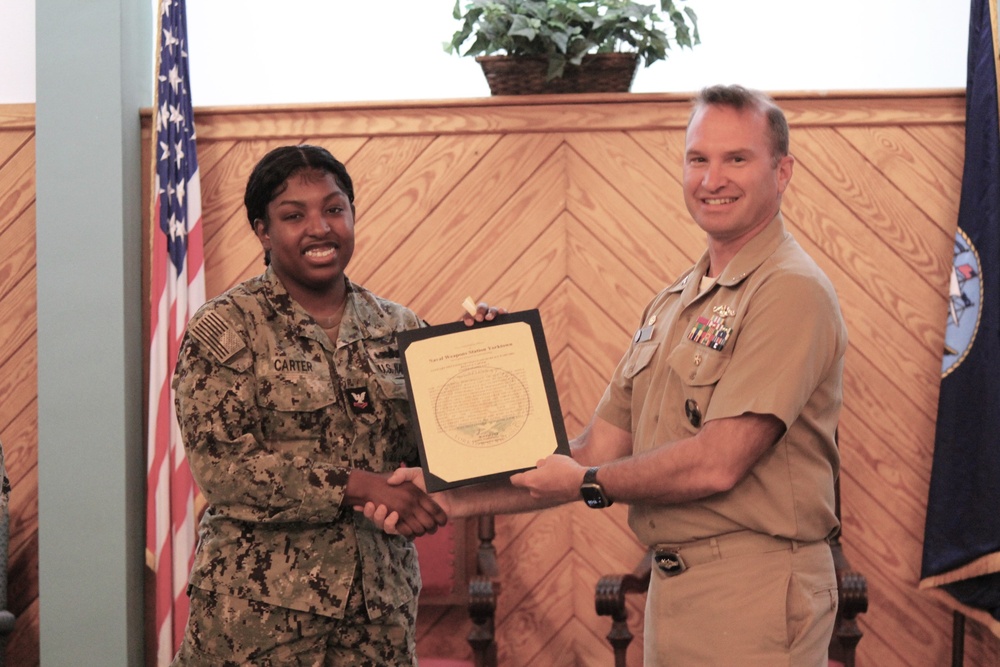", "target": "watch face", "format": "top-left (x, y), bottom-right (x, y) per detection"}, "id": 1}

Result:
top-left (580, 483), bottom-right (608, 508)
